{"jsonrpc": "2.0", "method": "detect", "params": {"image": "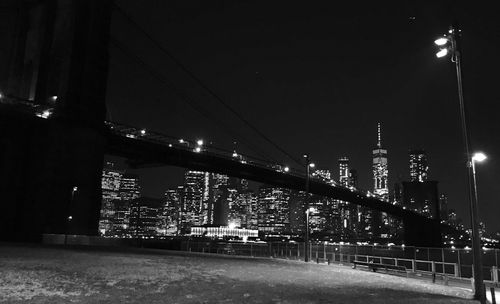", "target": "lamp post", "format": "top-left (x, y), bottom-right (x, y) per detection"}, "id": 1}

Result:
top-left (65, 186), bottom-right (78, 245)
top-left (434, 25), bottom-right (486, 303)
top-left (303, 154), bottom-right (315, 262)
